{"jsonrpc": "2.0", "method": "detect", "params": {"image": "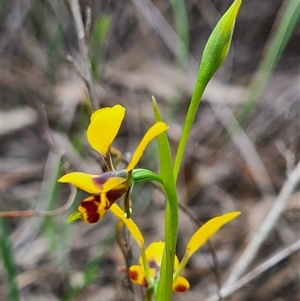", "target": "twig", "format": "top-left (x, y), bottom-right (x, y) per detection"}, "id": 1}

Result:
top-left (275, 140), bottom-right (296, 176)
top-left (85, 6), bottom-right (92, 40)
top-left (224, 160), bottom-right (300, 287)
top-left (131, 0), bottom-right (198, 68)
top-left (210, 101), bottom-right (275, 198)
top-left (68, 0), bottom-right (99, 110)
top-left (205, 240), bottom-right (300, 301)
top-left (0, 185), bottom-right (77, 218)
